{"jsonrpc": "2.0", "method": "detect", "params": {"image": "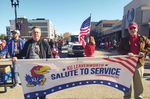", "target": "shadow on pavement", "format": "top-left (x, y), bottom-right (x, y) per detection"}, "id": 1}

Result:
top-left (146, 78), bottom-right (150, 80)
top-left (144, 72), bottom-right (150, 81)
